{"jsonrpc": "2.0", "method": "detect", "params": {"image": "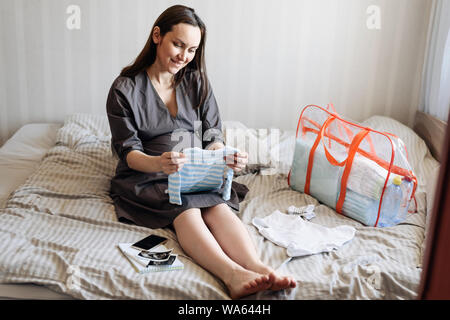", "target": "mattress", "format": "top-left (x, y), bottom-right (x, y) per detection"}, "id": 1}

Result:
top-left (0, 114), bottom-right (439, 300)
top-left (0, 122), bottom-right (74, 299)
